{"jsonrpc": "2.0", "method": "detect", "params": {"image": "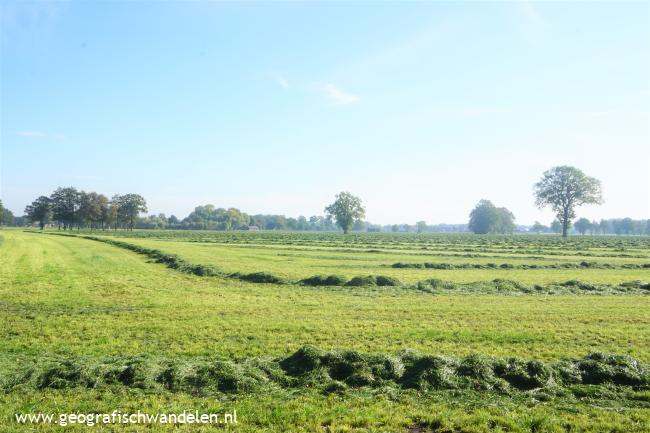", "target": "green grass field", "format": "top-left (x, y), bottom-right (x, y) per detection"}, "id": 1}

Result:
top-left (1, 229), bottom-right (649, 432)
